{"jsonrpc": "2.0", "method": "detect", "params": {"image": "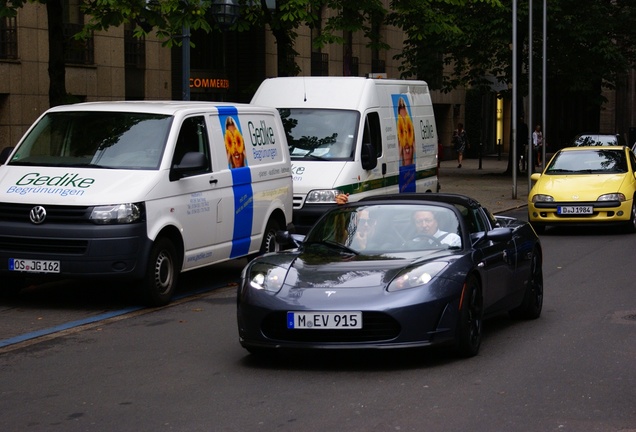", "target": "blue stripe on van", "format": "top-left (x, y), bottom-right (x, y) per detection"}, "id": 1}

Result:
top-left (217, 106), bottom-right (255, 258)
